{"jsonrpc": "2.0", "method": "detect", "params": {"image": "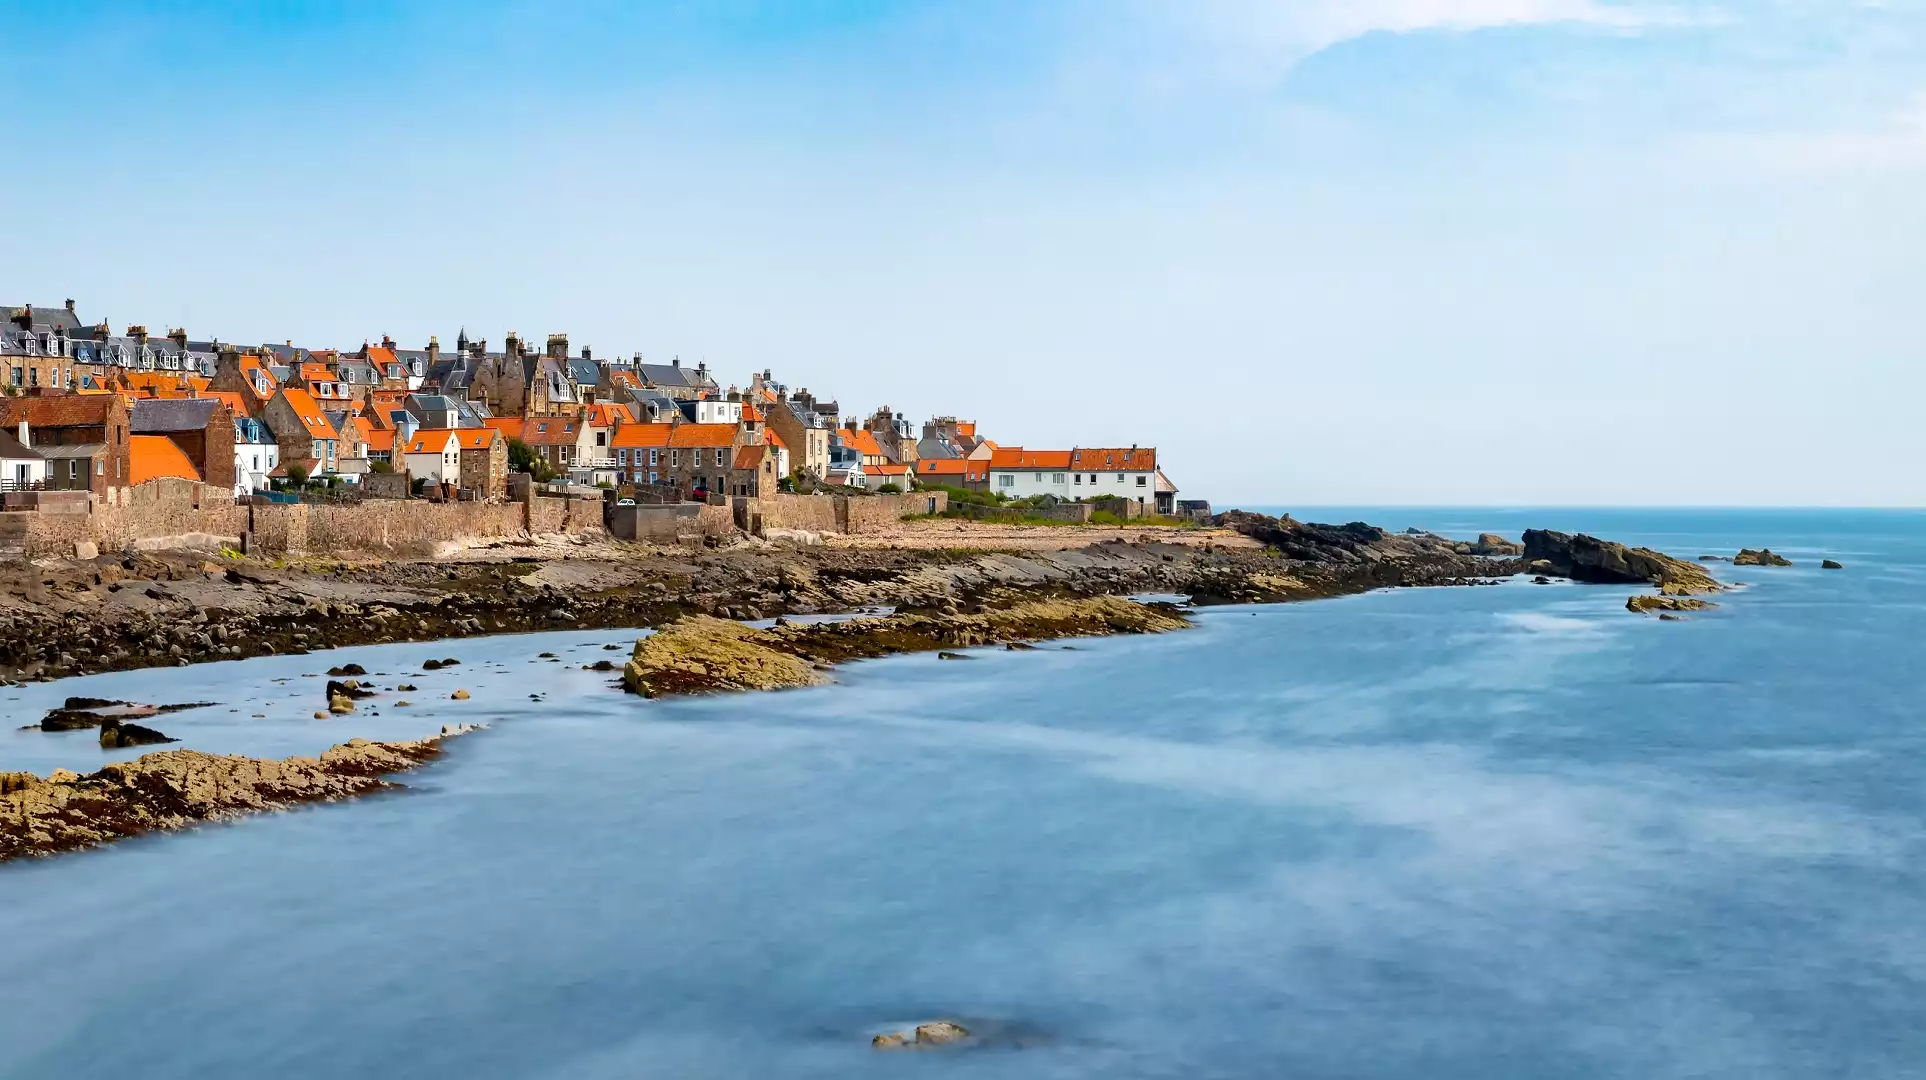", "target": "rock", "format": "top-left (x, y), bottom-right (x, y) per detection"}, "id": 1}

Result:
top-left (441, 658), bottom-right (461, 667)
top-left (1698, 555), bottom-right (1730, 562)
top-left (1658, 613), bottom-right (1685, 621)
top-left (73, 540), bottom-right (98, 561)
top-left (916, 1022), bottom-right (970, 1046)
top-left (326, 664), bottom-right (367, 677)
top-left (1734, 548), bottom-right (1793, 567)
top-left (328, 695), bottom-right (356, 715)
top-left (1006, 641), bottom-right (1037, 651)
top-left (313, 711), bottom-right (329, 719)
top-left (871, 1033), bottom-right (909, 1050)
top-left (1627, 595), bottom-right (1718, 614)
top-left (98, 721), bottom-right (176, 749)
top-left (588, 660), bottom-right (616, 671)
top-left (1470, 533), bottom-right (1523, 556)
top-left (395, 701), bottom-right (412, 707)
top-left (1, 727), bottom-right (482, 861)
top-left (450, 689), bottom-right (470, 700)
top-left (1531, 576), bottom-right (1552, 585)
top-left (937, 651), bottom-right (971, 660)
top-left (422, 659), bottom-right (443, 671)
top-left (538, 652), bottom-right (557, 659)
top-left (1822, 559), bottom-right (1844, 570)
top-left (325, 679), bottom-right (374, 701)
top-left (1522, 530), bottom-right (1721, 594)
top-left (395, 684), bottom-right (418, 692)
